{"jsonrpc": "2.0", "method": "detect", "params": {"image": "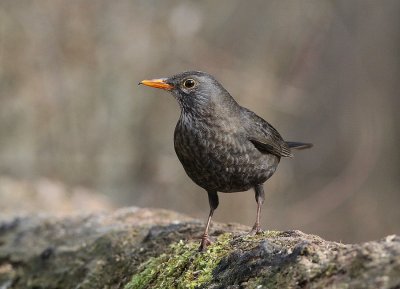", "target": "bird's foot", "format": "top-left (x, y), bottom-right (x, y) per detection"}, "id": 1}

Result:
top-left (249, 225), bottom-right (263, 235)
top-left (198, 235), bottom-right (212, 252)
